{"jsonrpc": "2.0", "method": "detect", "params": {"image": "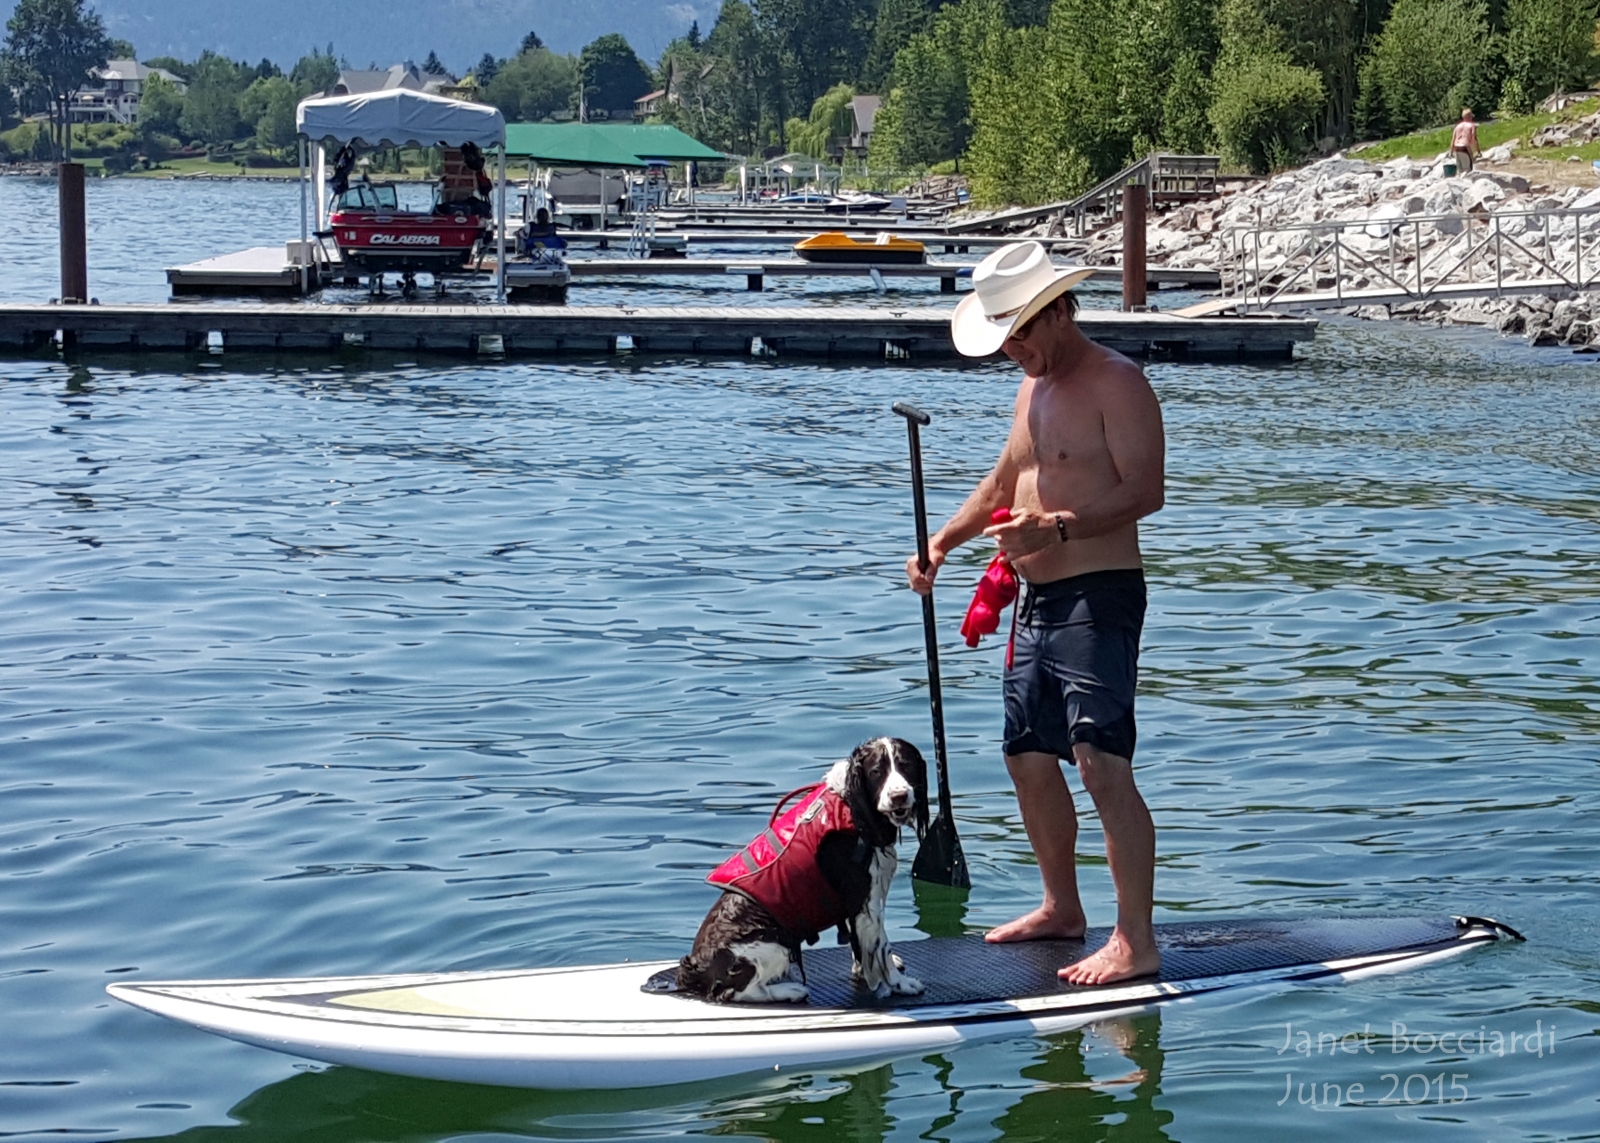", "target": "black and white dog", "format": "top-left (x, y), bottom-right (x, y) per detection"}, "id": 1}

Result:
top-left (677, 737), bottom-right (930, 1003)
